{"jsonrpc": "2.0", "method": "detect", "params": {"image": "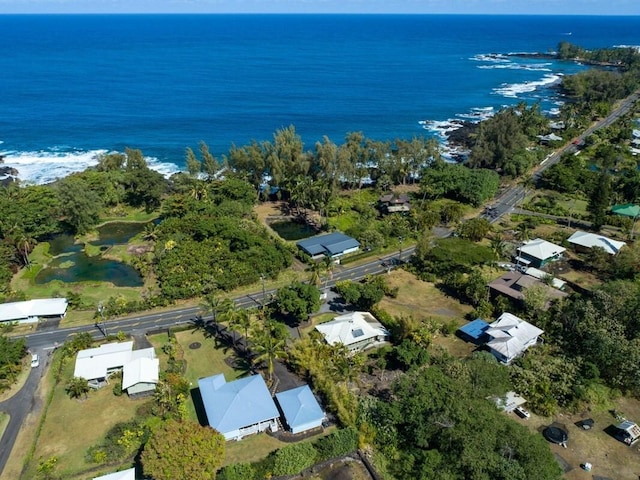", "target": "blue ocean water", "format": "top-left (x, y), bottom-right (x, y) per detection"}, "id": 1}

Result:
top-left (0, 14), bottom-right (638, 184)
